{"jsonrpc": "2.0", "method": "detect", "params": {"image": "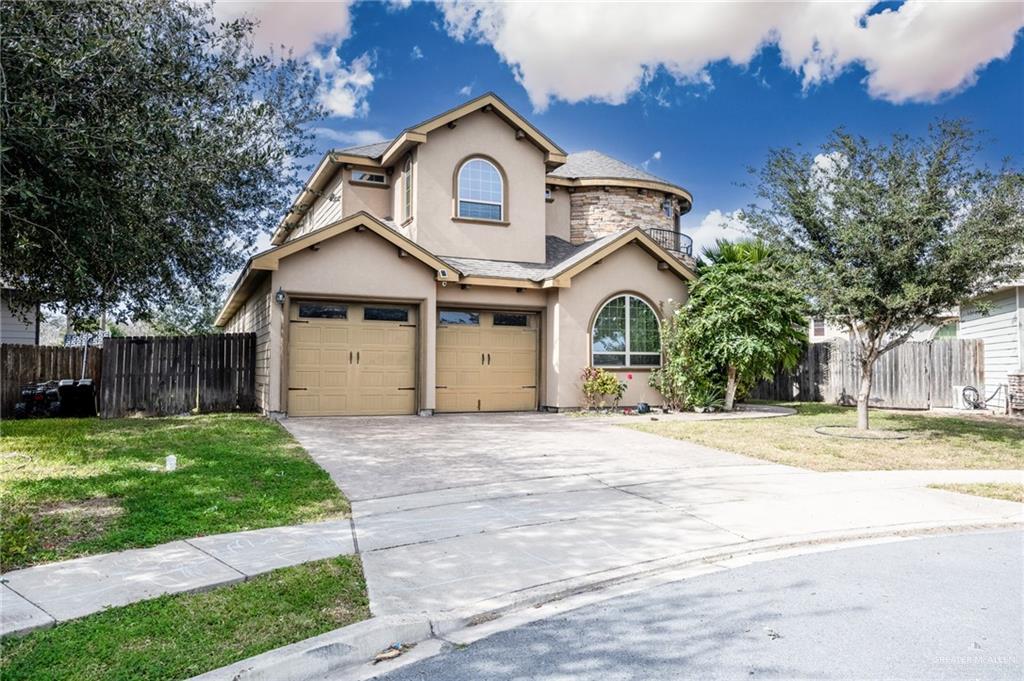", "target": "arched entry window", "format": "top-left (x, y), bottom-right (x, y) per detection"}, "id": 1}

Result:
top-left (457, 158), bottom-right (504, 220)
top-left (592, 295), bottom-right (661, 367)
